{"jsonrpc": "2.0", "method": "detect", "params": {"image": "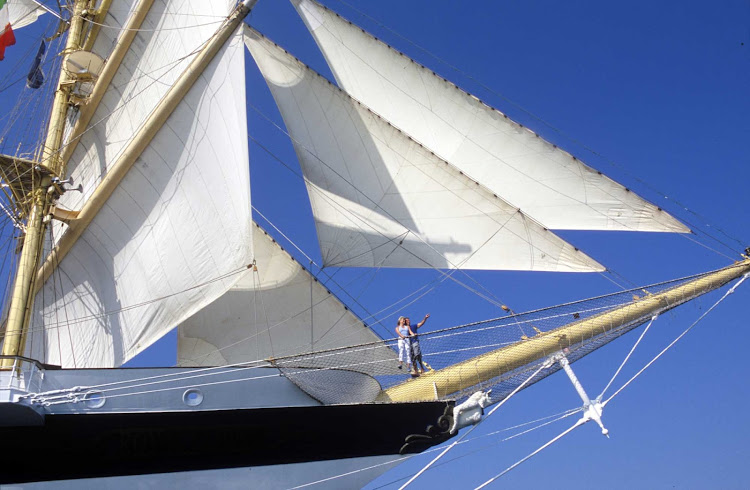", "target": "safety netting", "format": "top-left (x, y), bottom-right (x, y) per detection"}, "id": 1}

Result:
top-left (271, 263), bottom-right (747, 405)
